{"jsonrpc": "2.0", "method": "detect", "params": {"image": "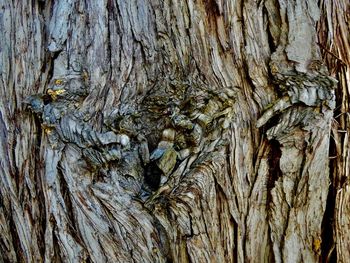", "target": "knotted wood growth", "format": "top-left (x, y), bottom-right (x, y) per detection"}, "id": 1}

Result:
top-left (0, 0), bottom-right (349, 262)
